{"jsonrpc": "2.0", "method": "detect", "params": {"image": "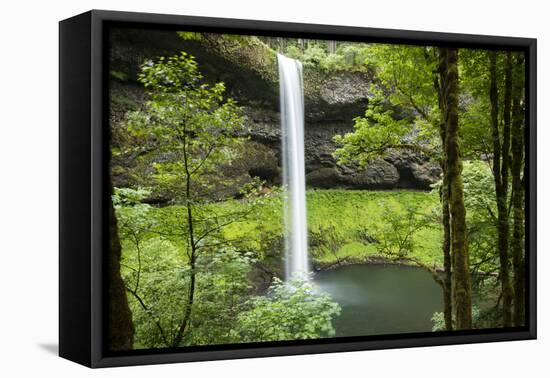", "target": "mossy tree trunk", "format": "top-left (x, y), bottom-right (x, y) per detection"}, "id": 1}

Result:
top-left (439, 47), bottom-right (472, 330)
top-left (109, 191), bottom-right (135, 350)
top-left (441, 162), bottom-right (453, 330)
top-left (510, 52), bottom-right (525, 327)
top-left (435, 72), bottom-right (453, 331)
top-left (489, 51), bottom-right (514, 327)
